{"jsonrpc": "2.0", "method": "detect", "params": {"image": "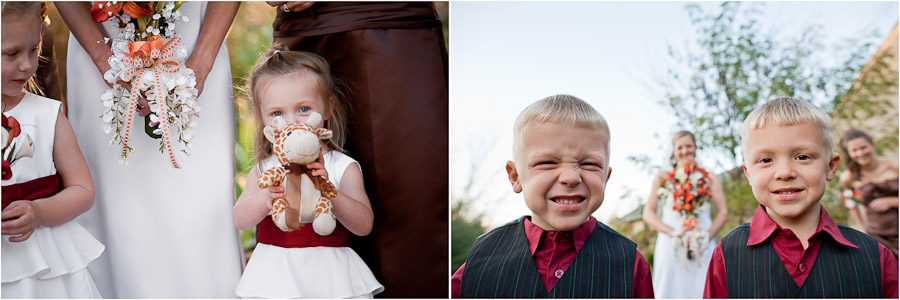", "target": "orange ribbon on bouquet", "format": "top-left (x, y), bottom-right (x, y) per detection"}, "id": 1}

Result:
top-left (119, 35), bottom-right (183, 168)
